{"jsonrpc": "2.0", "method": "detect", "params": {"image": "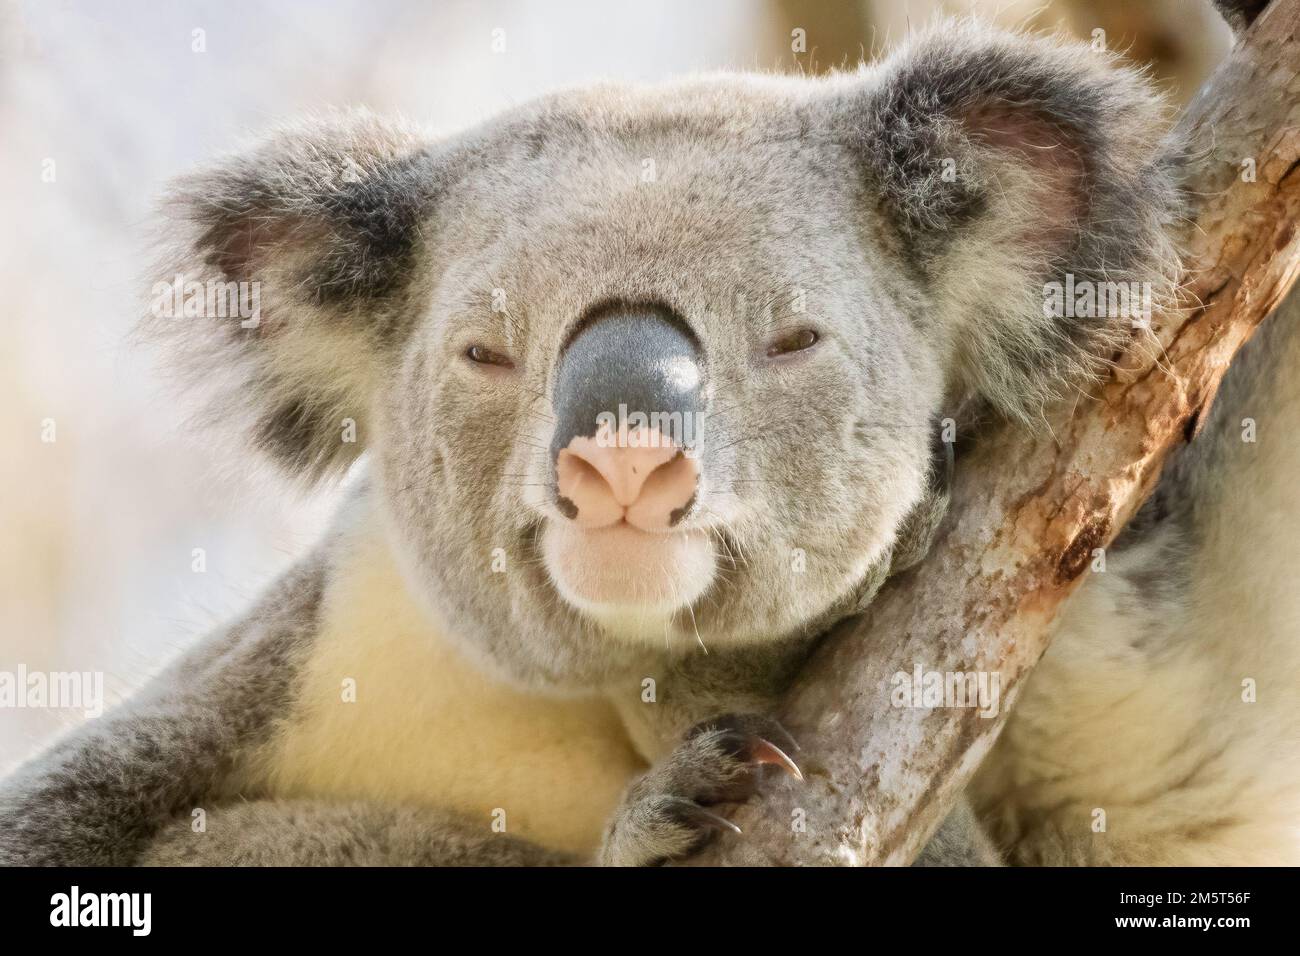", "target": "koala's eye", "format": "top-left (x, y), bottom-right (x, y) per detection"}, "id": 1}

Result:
top-left (466, 345), bottom-right (515, 369)
top-left (765, 329), bottom-right (819, 358)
